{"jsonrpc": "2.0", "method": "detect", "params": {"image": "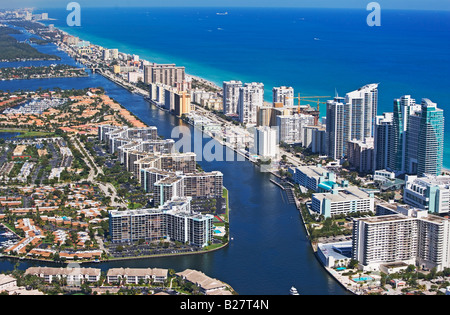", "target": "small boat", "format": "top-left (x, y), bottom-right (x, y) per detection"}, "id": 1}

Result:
top-left (216, 12), bottom-right (228, 15)
top-left (290, 286), bottom-right (299, 295)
